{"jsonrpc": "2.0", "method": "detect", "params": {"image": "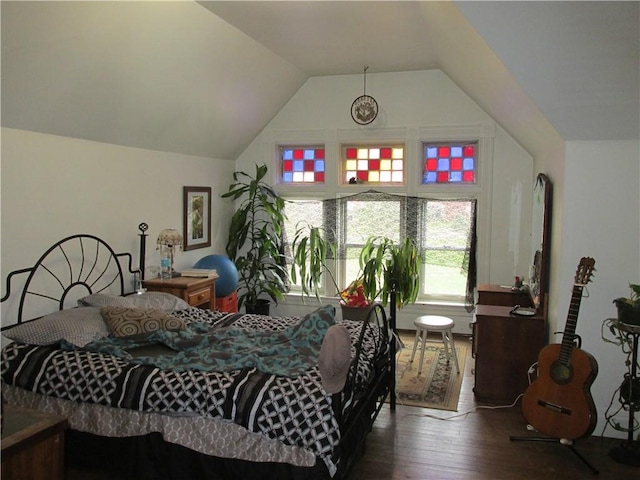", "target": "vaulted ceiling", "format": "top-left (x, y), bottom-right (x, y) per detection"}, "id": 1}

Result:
top-left (2, 1), bottom-right (638, 161)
